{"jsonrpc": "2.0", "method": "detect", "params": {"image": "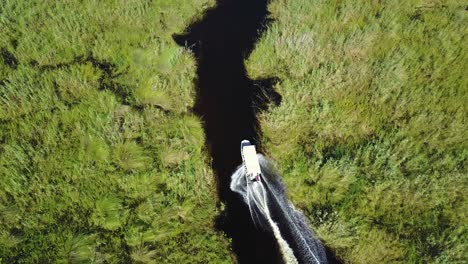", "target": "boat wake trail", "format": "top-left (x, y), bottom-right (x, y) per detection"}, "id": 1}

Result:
top-left (231, 154), bottom-right (328, 264)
